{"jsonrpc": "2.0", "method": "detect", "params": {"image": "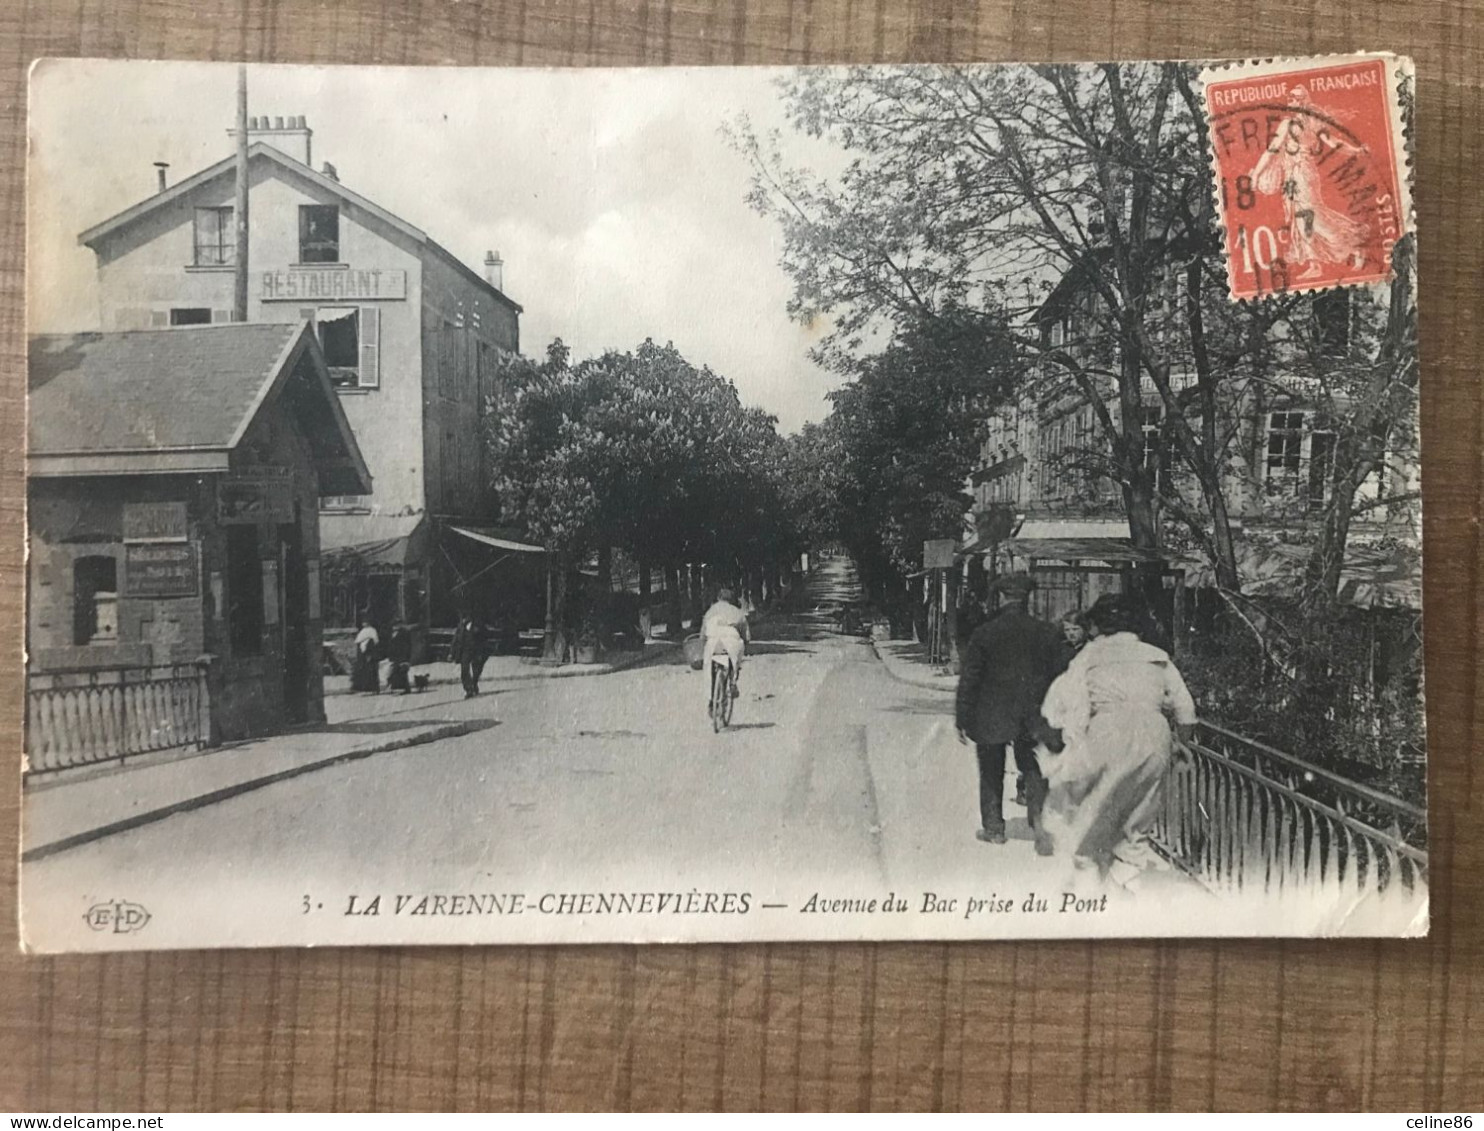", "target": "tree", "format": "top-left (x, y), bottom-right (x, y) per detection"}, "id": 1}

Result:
top-left (817, 306), bottom-right (1016, 602)
top-left (777, 420), bottom-right (846, 551)
top-left (485, 340), bottom-right (612, 660)
top-left (487, 338), bottom-right (801, 656)
top-left (733, 62), bottom-right (1296, 589)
